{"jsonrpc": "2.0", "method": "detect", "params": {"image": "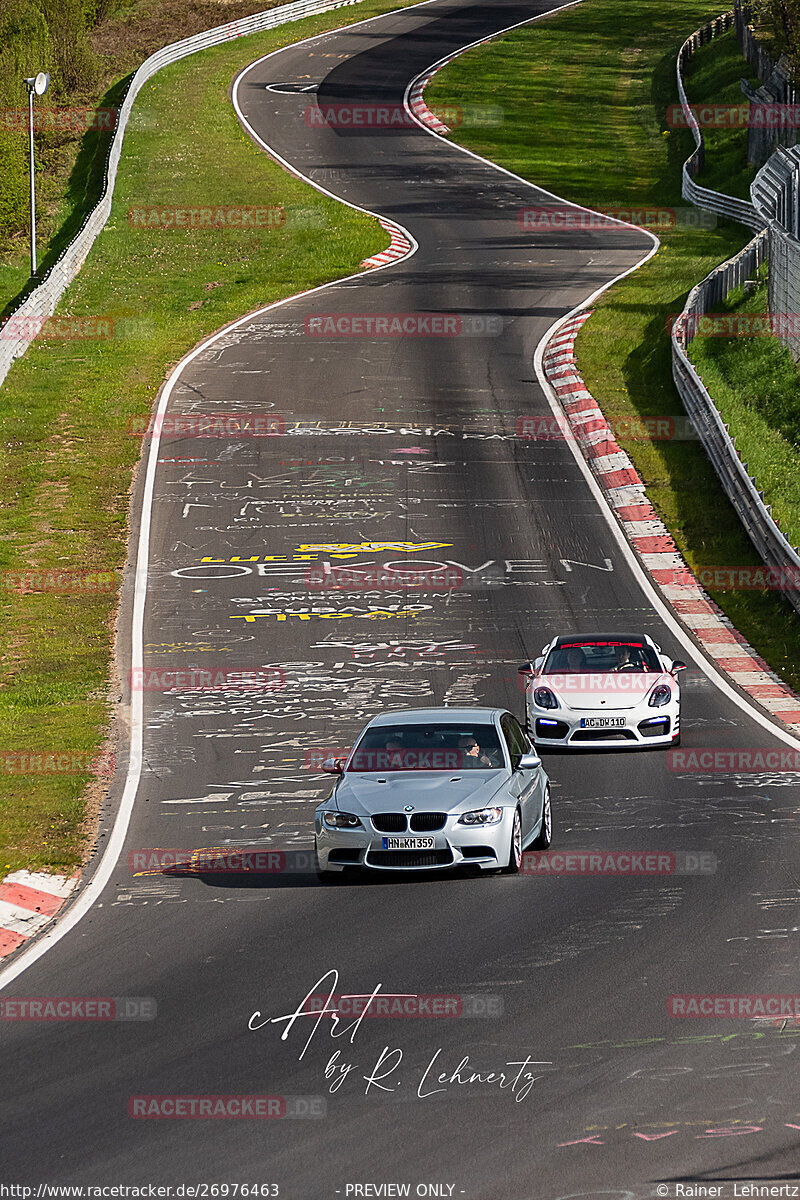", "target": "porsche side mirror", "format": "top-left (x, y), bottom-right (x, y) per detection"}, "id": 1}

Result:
top-left (322, 757), bottom-right (345, 776)
top-left (518, 662), bottom-right (533, 676)
top-left (670, 660), bottom-right (687, 675)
